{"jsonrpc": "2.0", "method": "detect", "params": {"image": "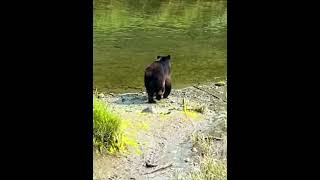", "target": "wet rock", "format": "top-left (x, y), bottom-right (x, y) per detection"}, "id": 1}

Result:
top-left (98, 93), bottom-right (105, 98)
top-left (142, 106), bottom-right (157, 113)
